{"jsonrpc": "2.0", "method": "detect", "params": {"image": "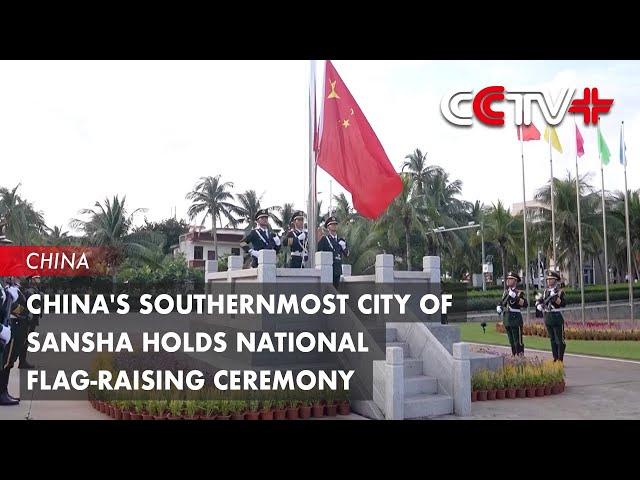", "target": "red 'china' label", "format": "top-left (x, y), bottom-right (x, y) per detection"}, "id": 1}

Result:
top-left (0, 246), bottom-right (111, 277)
